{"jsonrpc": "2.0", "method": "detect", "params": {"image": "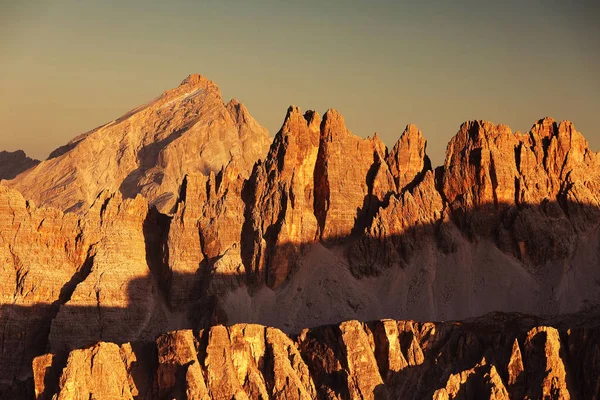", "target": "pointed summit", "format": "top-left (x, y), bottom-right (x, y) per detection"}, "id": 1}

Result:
top-left (321, 108), bottom-right (348, 140)
top-left (6, 74), bottom-right (271, 213)
top-left (387, 124), bottom-right (431, 192)
top-left (176, 74), bottom-right (222, 97)
top-left (180, 73), bottom-right (213, 86)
